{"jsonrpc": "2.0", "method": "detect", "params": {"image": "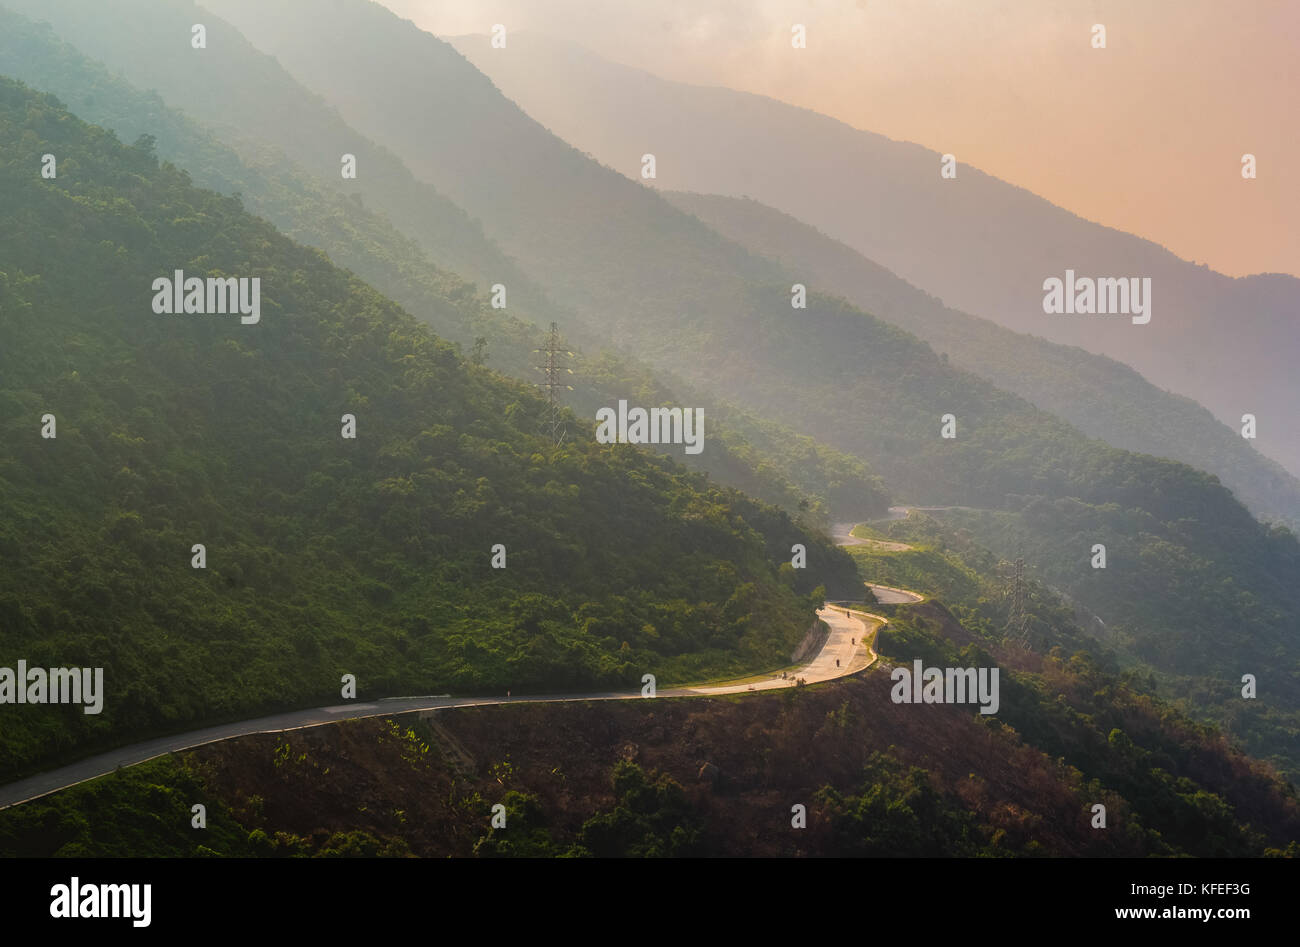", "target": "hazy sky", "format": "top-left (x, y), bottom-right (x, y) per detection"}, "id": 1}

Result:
top-left (379, 0), bottom-right (1297, 278)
